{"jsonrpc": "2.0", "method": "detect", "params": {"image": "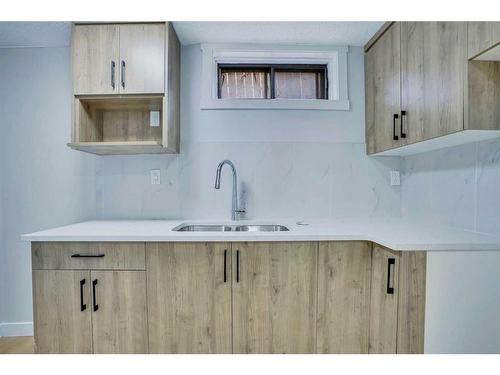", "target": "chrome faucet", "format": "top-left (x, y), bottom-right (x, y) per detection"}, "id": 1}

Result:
top-left (214, 160), bottom-right (245, 221)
